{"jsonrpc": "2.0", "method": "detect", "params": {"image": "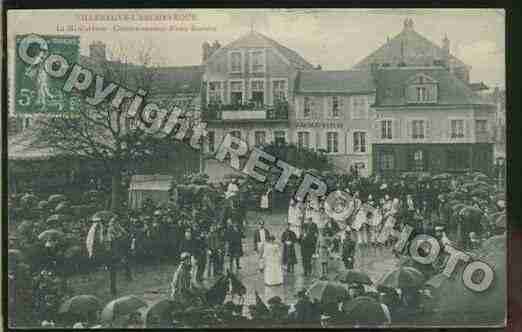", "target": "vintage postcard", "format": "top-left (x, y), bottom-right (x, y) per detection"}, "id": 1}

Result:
top-left (6, 8), bottom-right (506, 328)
